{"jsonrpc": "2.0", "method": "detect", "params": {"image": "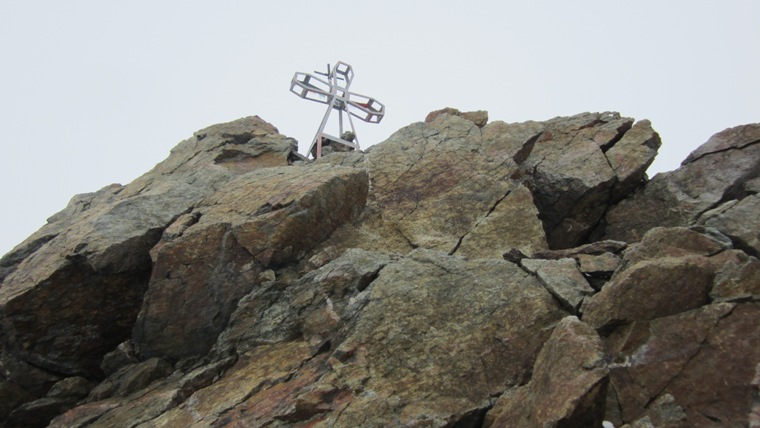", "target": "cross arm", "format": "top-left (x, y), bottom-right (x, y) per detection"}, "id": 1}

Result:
top-left (290, 72), bottom-right (334, 105)
top-left (345, 92), bottom-right (385, 123)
